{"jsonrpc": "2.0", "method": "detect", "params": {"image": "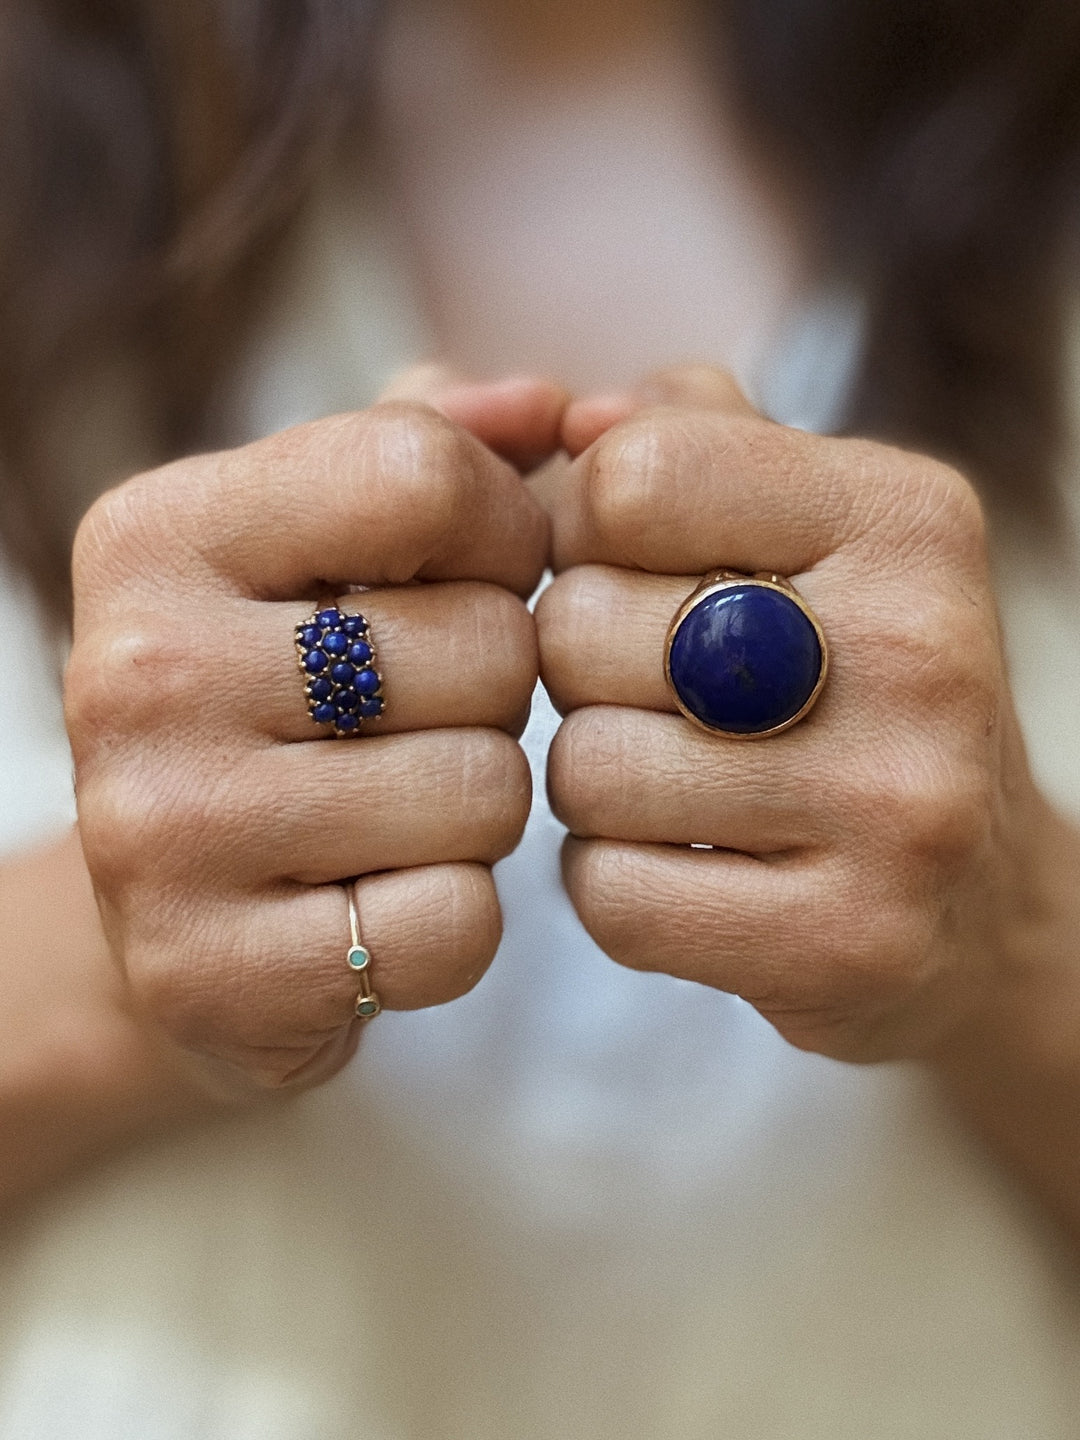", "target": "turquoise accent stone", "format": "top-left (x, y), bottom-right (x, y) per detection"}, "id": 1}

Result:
top-left (347, 945), bottom-right (370, 971)
top-left (356, 998), bottom-right (380, 1017)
